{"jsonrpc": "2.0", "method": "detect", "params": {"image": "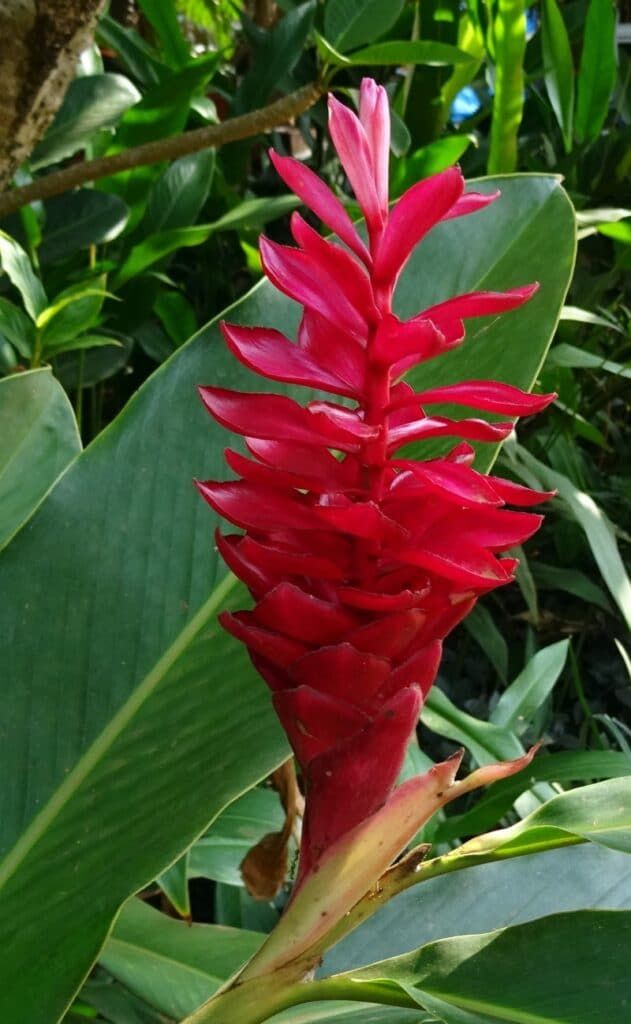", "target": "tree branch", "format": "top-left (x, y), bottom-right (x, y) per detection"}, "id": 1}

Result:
top-left (0, 81), bottom-right (322, 219)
